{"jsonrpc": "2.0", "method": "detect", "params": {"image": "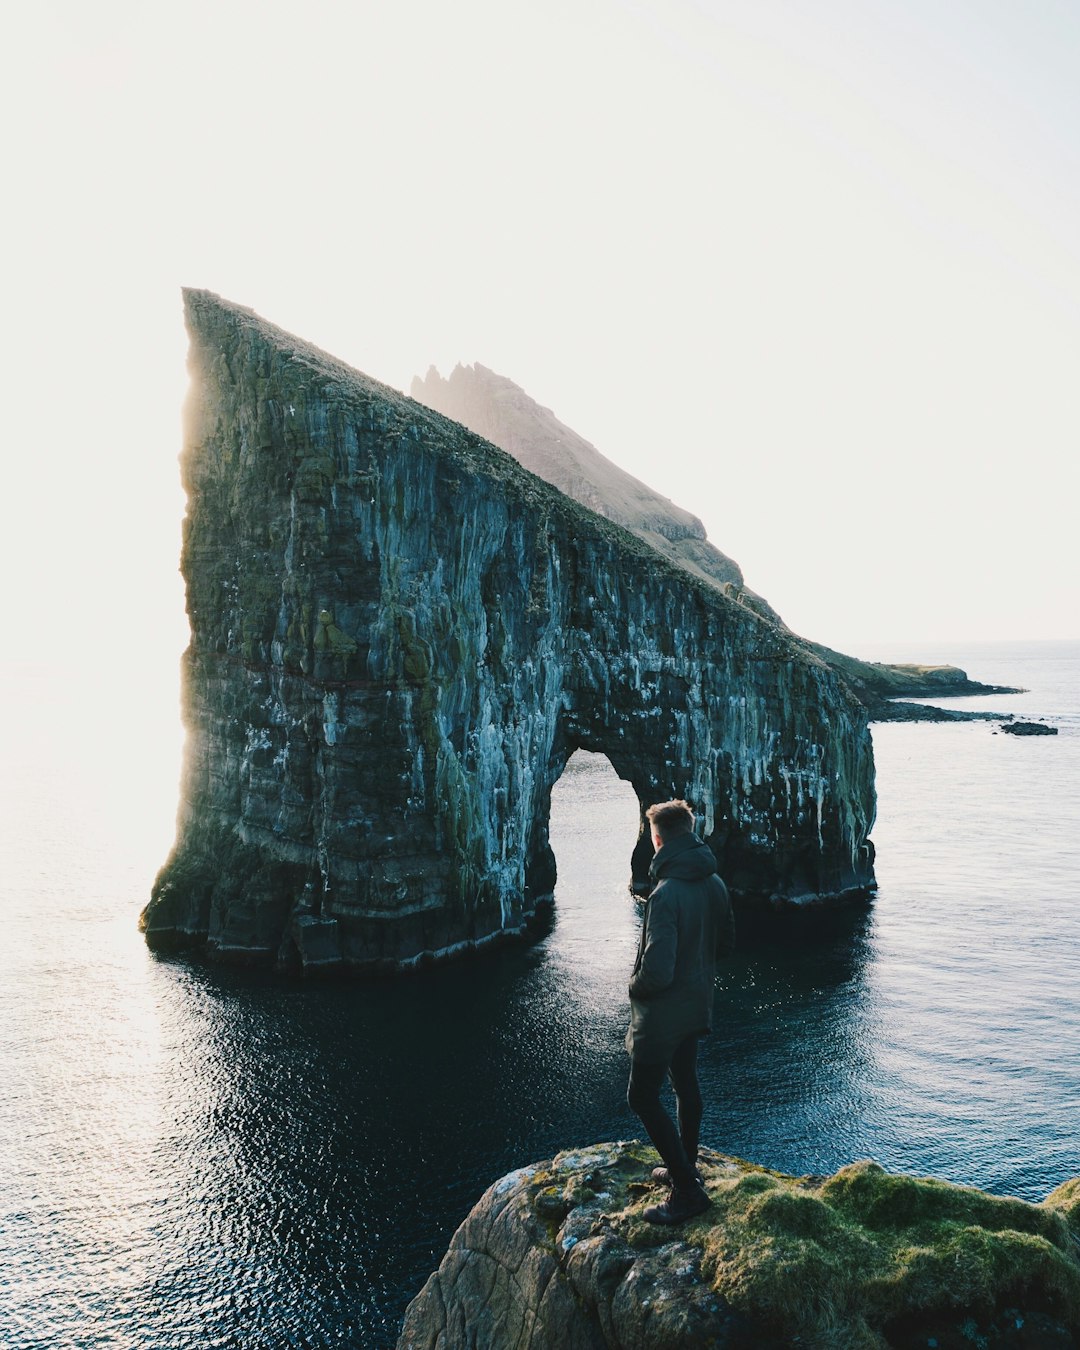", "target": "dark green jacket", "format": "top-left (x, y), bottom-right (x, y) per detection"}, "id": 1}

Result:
top-left (625, 833), bottom-right (735, 1063)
